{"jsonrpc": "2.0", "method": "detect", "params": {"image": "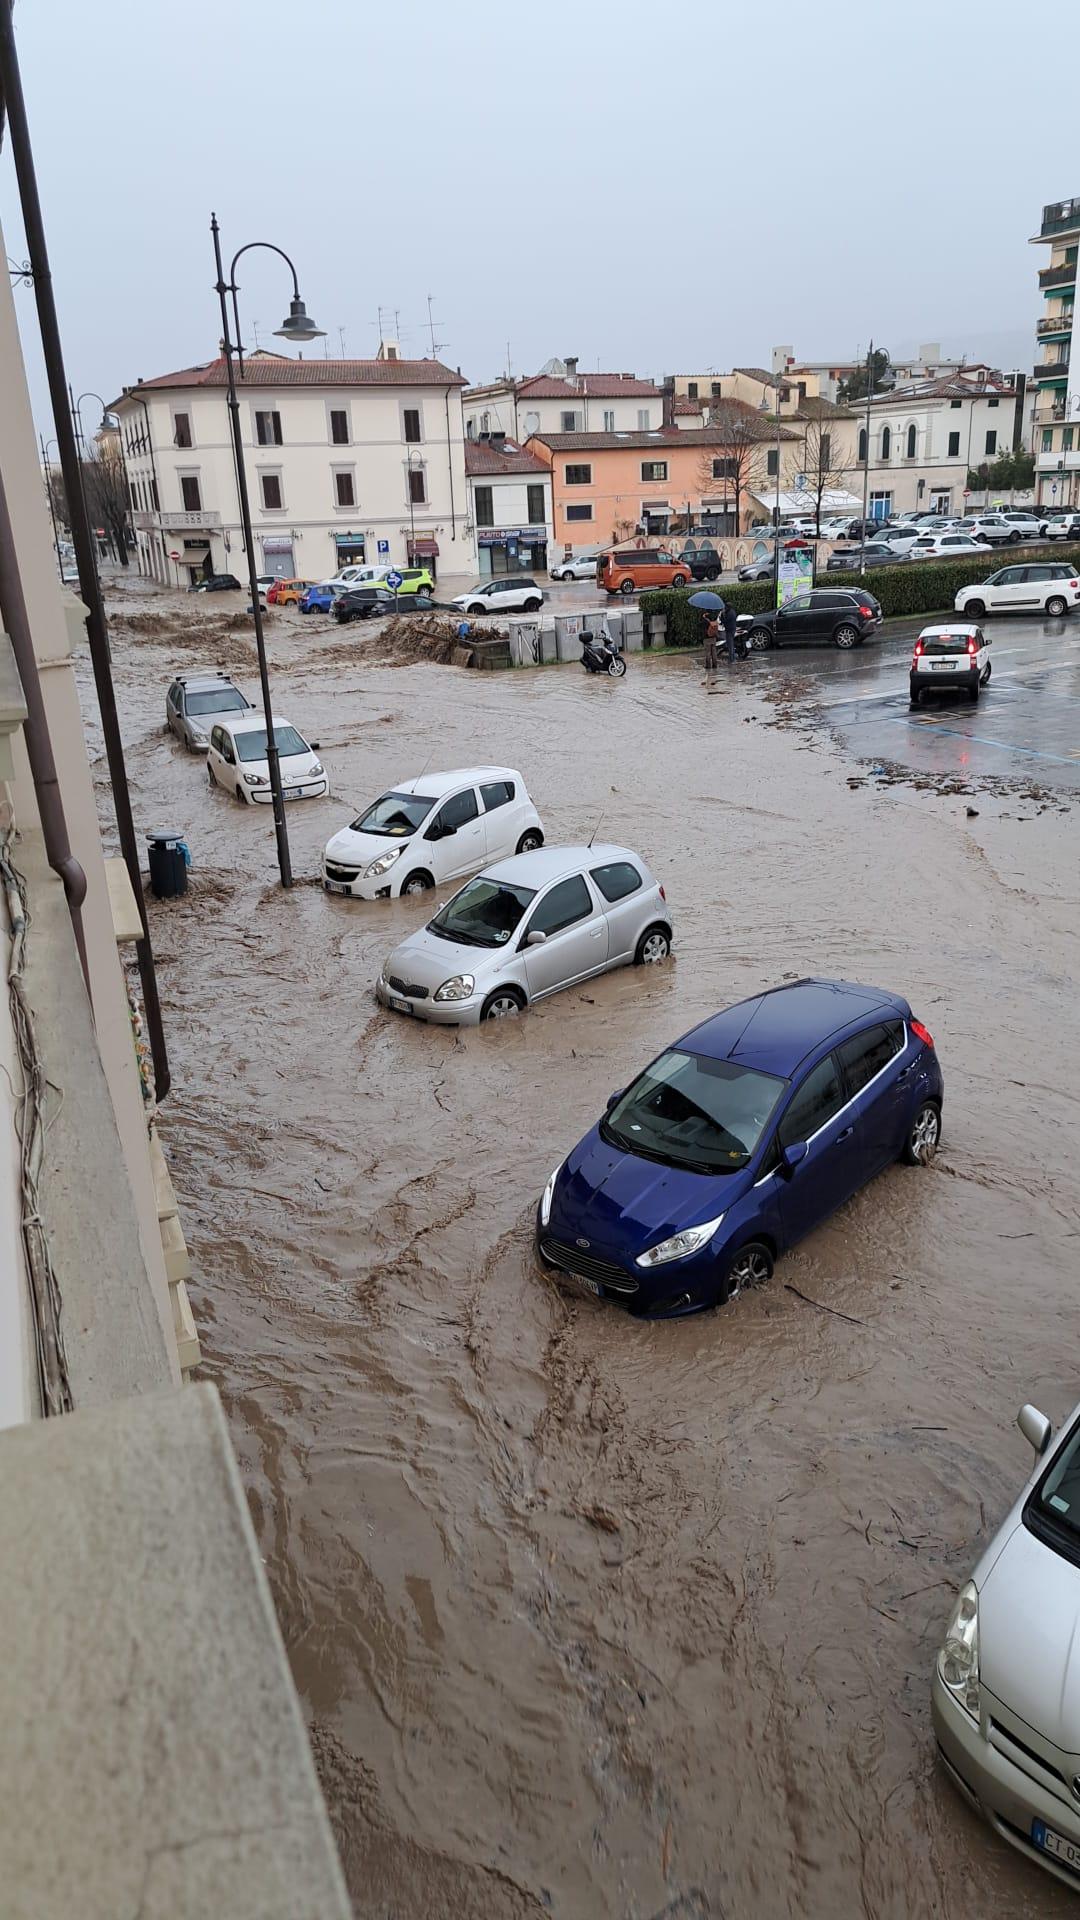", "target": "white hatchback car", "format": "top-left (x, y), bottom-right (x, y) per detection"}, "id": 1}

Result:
top-left (955, 561), bottom-right (1080, 620)
top-left (910, 533), bottom-right (992, 561)
top-left (933, 1396), bottom-right (1080, 1894)
top-left (322, 767), bottom-right (543, 900)
top-left (909, 623), bottom-right (990, 705)
top-left (376, 844), bottom-right (672, 1024)
top-left (452, 577), bottom-right (546, 615)
top-left (207, 714), bottom-right (327, 804)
